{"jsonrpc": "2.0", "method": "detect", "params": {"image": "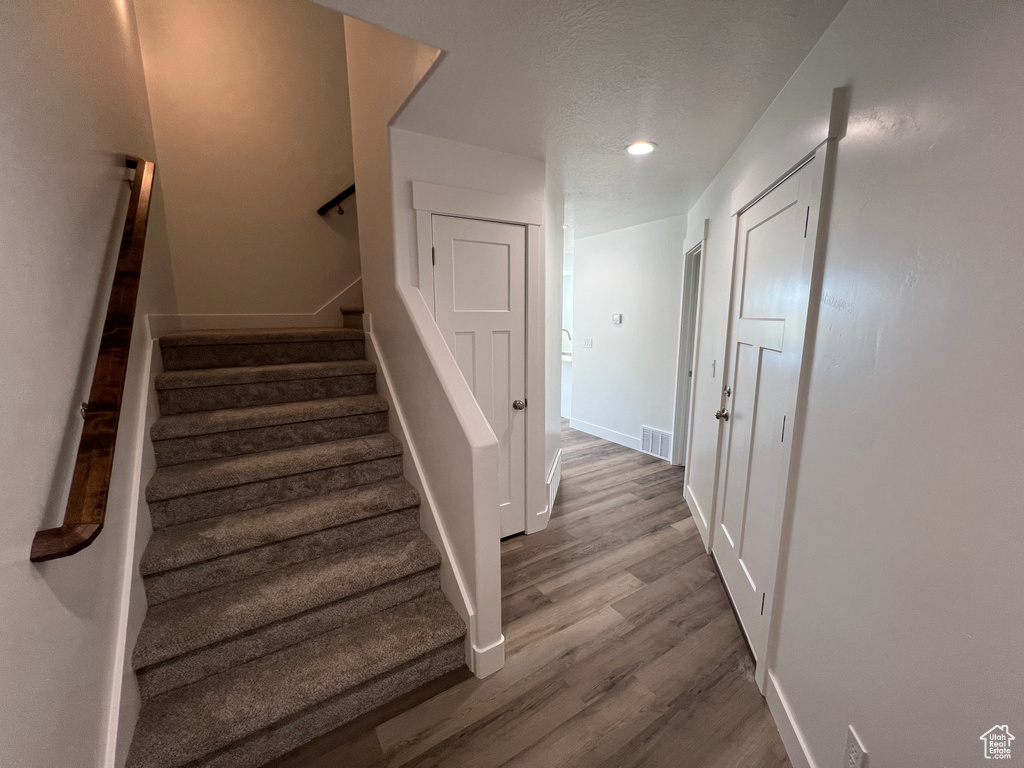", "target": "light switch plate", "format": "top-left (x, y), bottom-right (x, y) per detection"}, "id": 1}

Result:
top-left (612, 313), bottom-right (622, 325)
top-left (582, 337), bottom-right (593, 348)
